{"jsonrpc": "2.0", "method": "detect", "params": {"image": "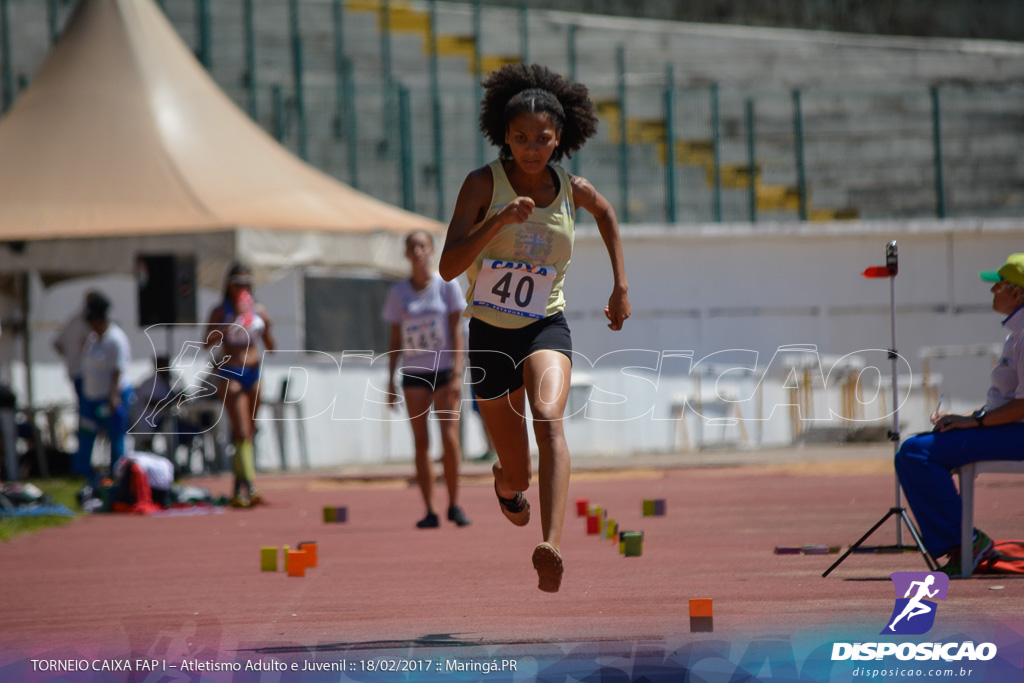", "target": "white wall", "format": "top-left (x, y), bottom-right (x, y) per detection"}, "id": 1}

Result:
top-left (2, 218), bottom-right (1021, 467)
